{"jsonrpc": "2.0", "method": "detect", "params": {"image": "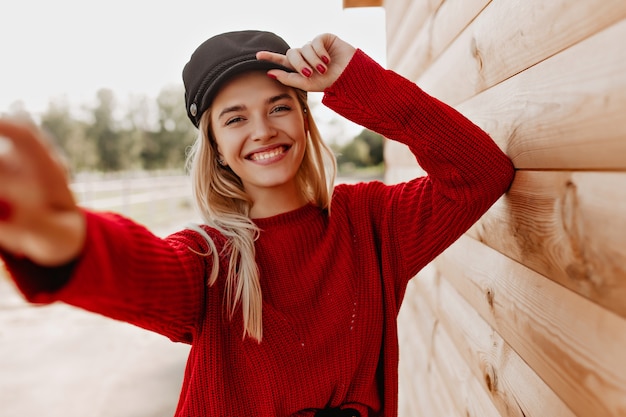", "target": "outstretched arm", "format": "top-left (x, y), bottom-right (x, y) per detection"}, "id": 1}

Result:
top-left (0, 119), bottom-right (85, 266)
